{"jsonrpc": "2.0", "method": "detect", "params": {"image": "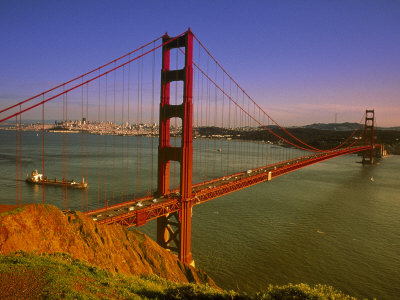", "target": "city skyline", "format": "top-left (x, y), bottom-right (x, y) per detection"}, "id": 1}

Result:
top-left (1, 1), bottom-right (399, 126)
